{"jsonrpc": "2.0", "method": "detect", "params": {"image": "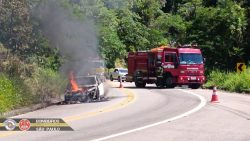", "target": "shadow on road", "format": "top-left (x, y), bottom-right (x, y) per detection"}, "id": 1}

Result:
top-left (122, 85), bottom-right (186, 90)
